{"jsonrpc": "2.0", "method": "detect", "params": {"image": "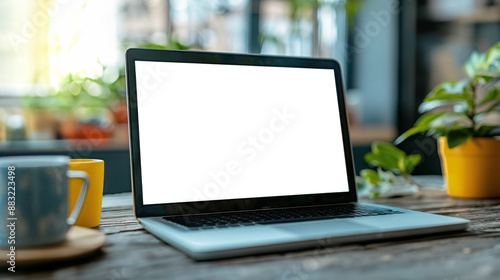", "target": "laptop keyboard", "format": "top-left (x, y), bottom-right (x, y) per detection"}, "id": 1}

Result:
top-left (163, 204), bottom-right (403, 230)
